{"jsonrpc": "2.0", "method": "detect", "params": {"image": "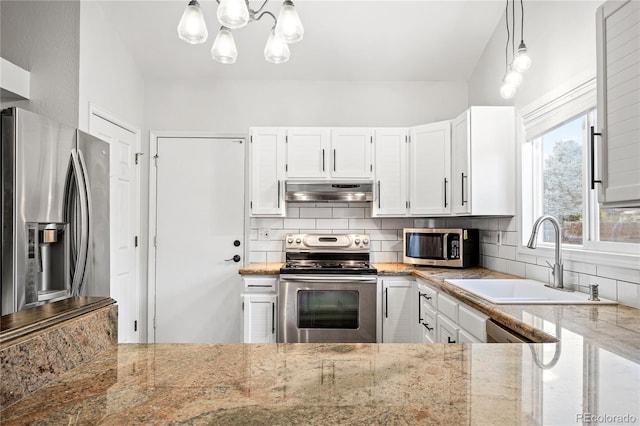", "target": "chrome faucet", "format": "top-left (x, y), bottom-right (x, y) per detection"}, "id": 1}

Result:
top-left (527, 215), bottom-right (564, 290)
